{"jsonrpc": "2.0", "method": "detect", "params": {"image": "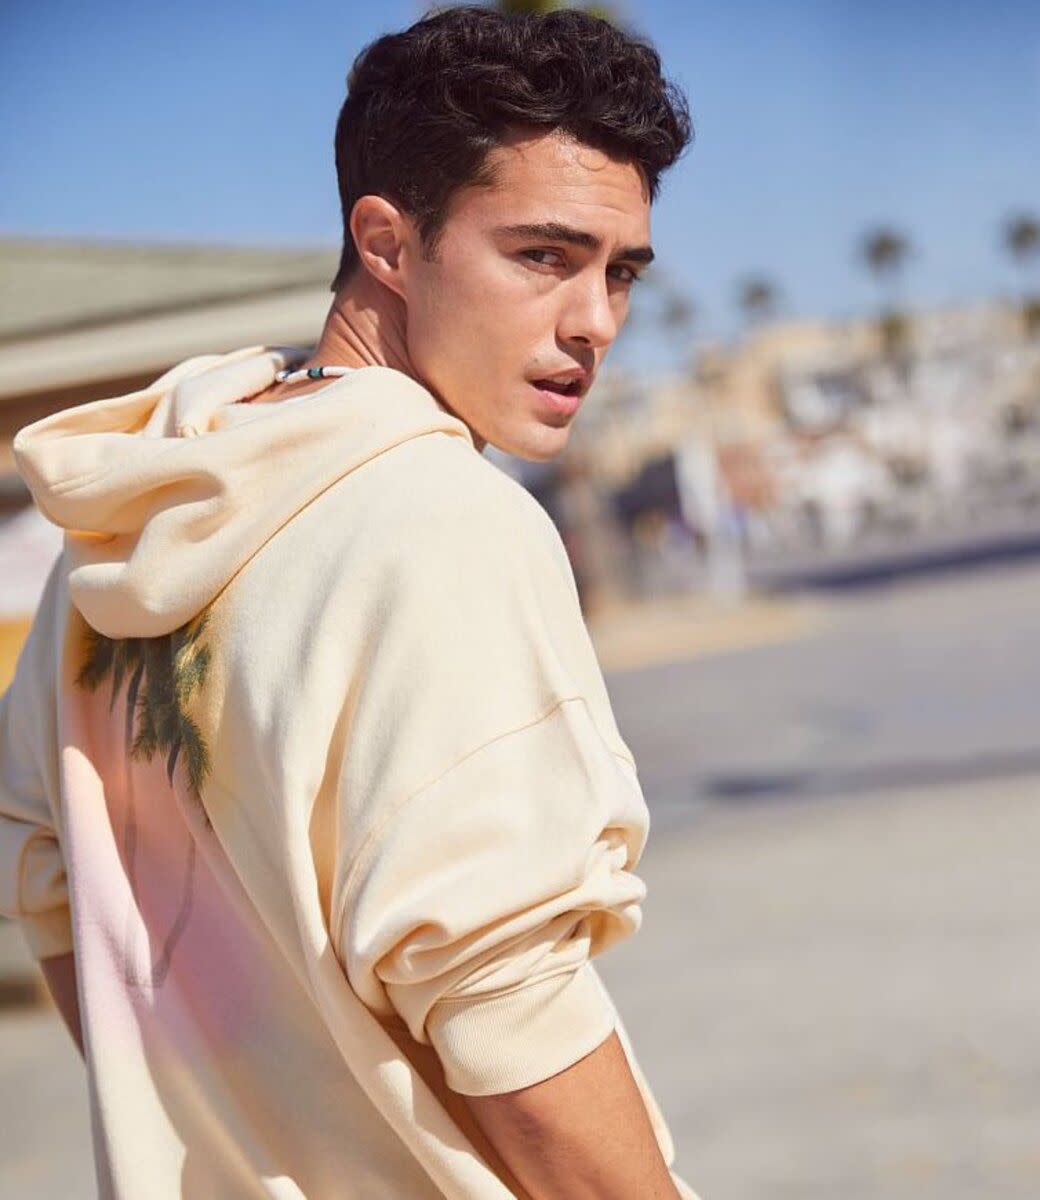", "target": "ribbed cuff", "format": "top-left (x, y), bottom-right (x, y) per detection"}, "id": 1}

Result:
top-left (428, 962), bottom-right (617, 1097)
top-left (20, 907), bottom-right (75, 960)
